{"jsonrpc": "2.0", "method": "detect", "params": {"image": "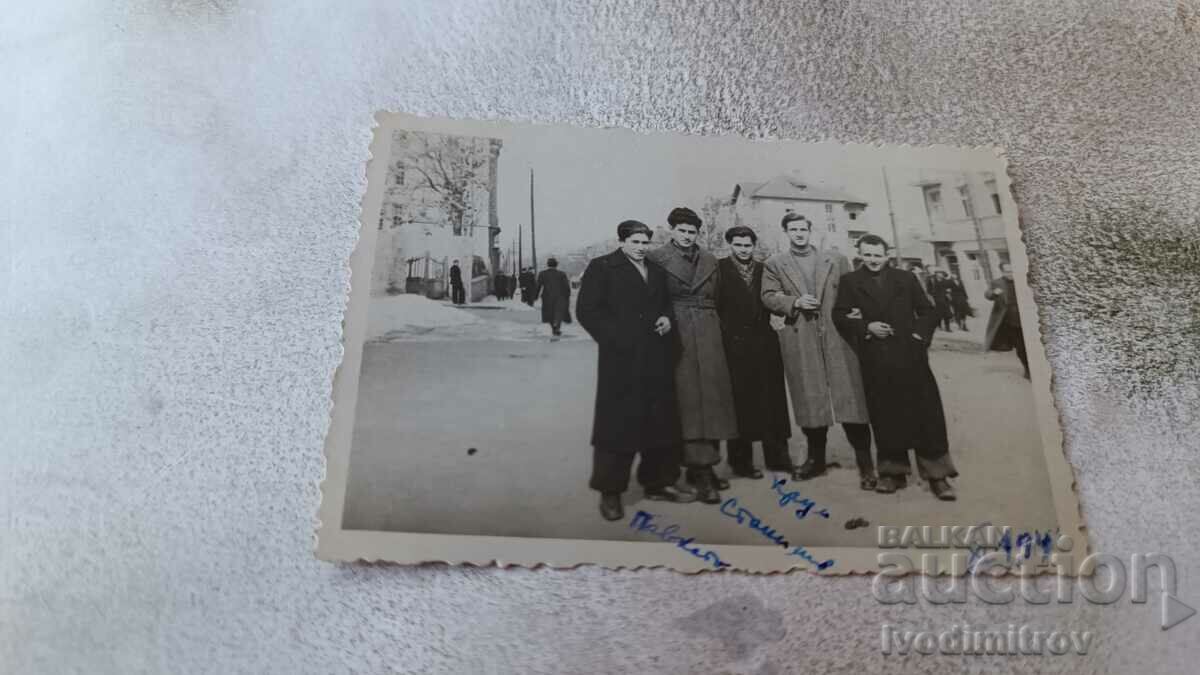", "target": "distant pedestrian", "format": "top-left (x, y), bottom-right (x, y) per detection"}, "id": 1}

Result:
top-left (931, 269), bottom-right (954, 331)
top-left (449, 260), bottom-right (465, 305)
top-left (984, 262), bottom-right (1029, 379)
top-left (949, 273), bottom-right (971, 331)
top-left (577, 220), bottom-right (696, 522)
top-left (535, 258), bottom-right (572, 336)
top-left (519, 268), bottom-right (536, 306)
